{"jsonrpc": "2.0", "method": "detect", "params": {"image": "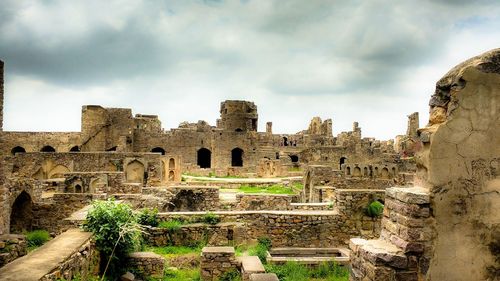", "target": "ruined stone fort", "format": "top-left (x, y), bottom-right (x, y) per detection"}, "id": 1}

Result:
top-left (0, 49), bottom-right (498, 281)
